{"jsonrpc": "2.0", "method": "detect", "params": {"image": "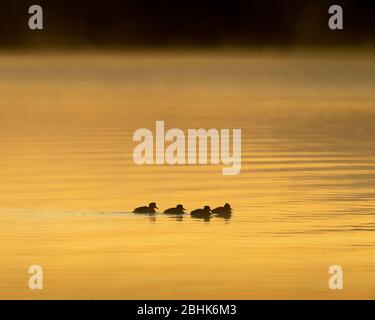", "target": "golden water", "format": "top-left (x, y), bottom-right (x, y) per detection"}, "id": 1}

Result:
top-left (0, 52), bottom-right (375, 299)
